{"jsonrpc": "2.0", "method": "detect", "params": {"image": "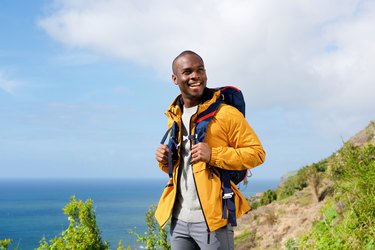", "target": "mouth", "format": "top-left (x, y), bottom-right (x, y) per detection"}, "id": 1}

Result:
top-left (188, 82), bottom-right (202, 88)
